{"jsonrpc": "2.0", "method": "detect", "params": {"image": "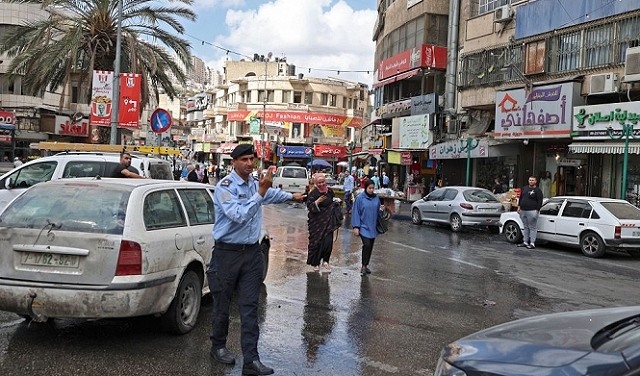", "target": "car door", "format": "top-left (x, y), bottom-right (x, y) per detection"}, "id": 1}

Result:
top-left (177, 187), bottom-right (215, 262)
top-left (0, 160), bottom-right (58, 210)
top-left (436, 188), bottom-right (459, 221)
top-left (420, 189), bottom-right (444, 222)
top-left (554, 200), bottom-right (592, 245)
top-left (537, 198), bottom-right (566, 242)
